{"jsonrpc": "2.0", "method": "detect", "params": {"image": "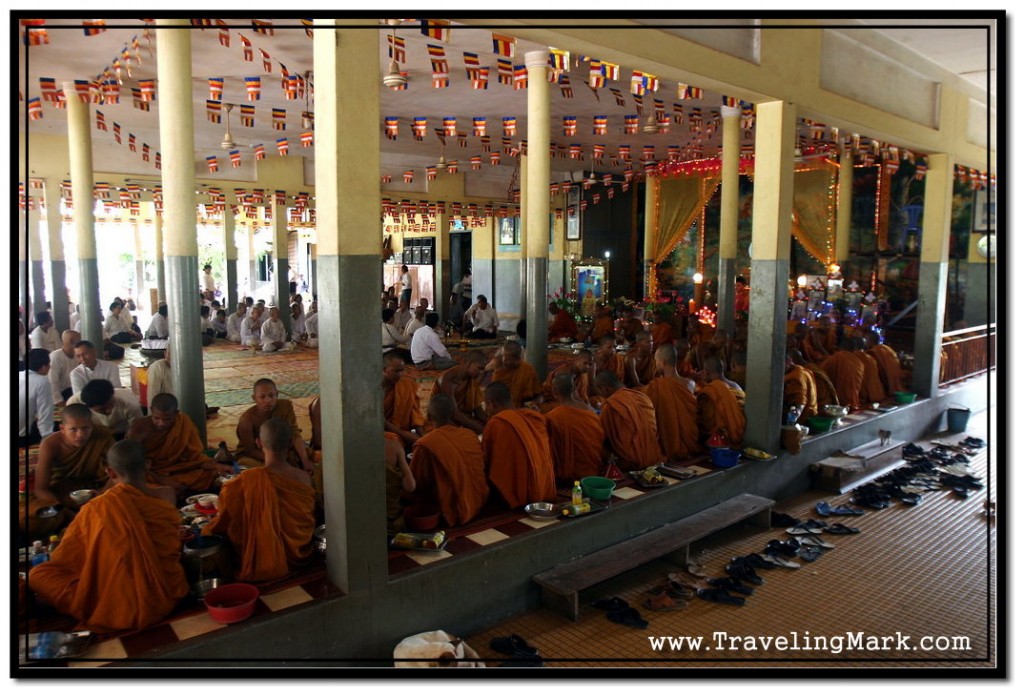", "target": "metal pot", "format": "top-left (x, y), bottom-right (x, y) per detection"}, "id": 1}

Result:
top-left (314, 525), bottom-right (327, 554)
